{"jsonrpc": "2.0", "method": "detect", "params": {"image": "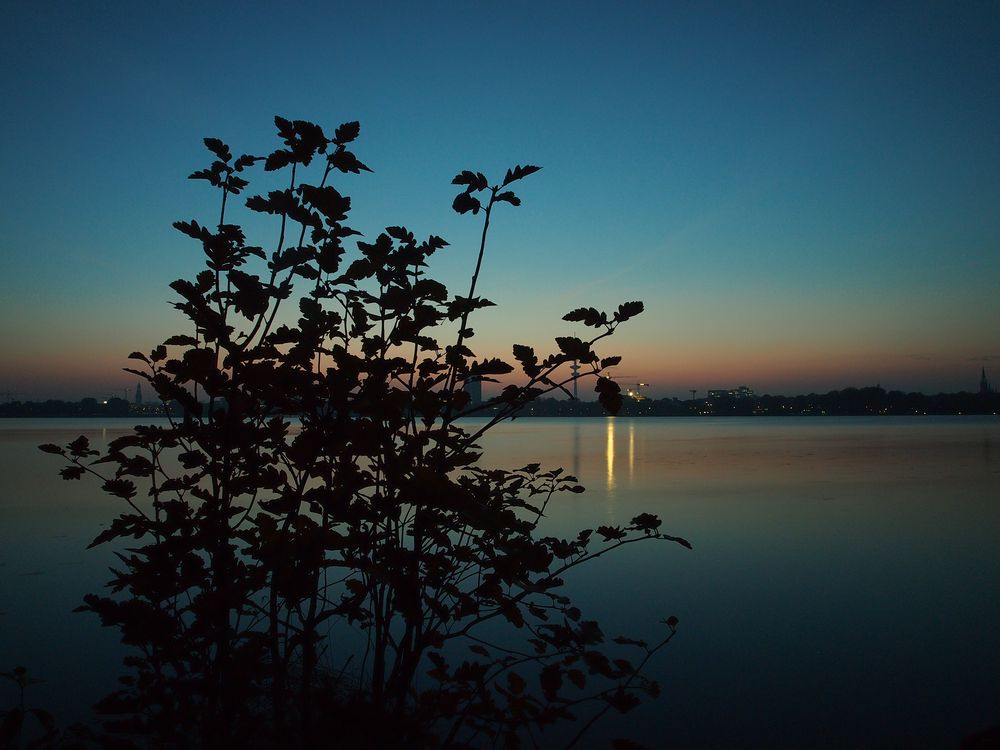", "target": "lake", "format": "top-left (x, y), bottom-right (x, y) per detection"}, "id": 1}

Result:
top-left (1, 416), bottom-right (998, 748)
